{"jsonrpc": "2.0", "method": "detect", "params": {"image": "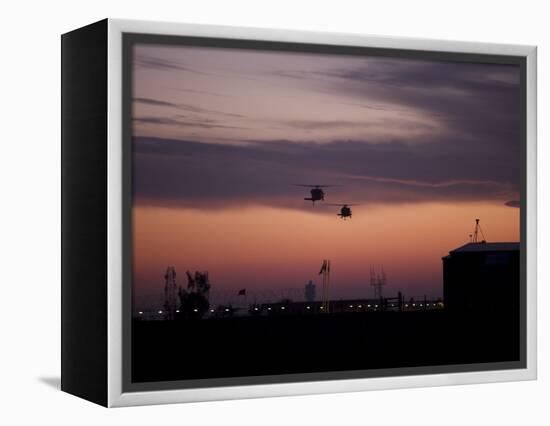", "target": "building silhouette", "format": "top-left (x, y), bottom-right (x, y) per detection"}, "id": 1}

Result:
top-left (304, 280), bottom-right (316, 302)
top-left (442, 242), bottom-right (520, 312)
